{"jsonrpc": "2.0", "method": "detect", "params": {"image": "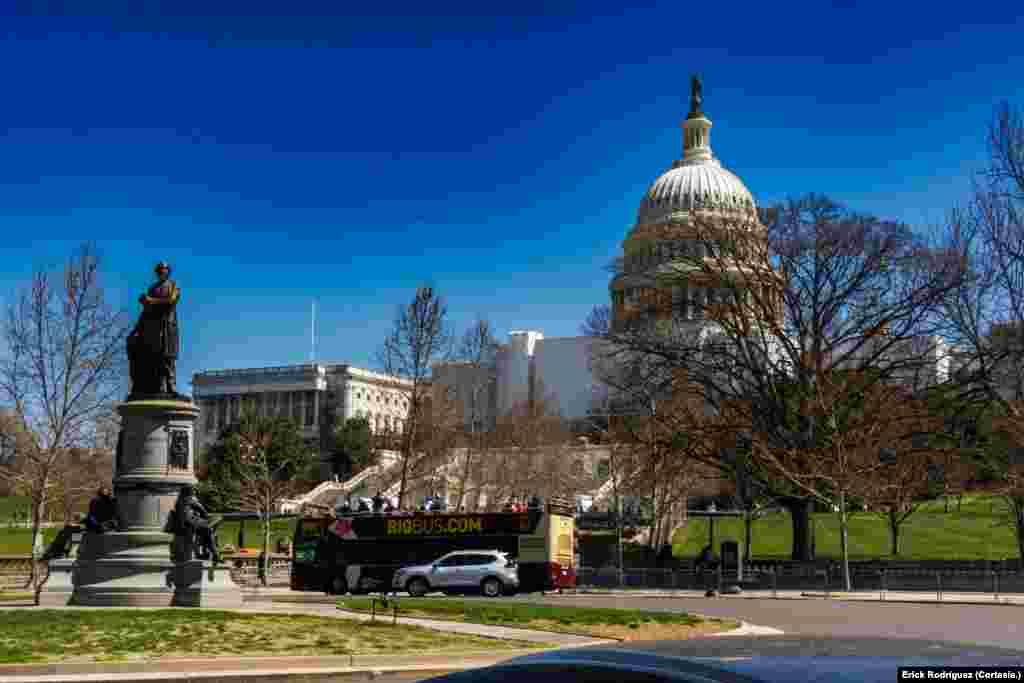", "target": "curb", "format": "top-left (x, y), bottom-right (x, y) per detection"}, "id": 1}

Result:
top-left (798, 592), bottom-right (1024, 606)
top-left (568, 589), bottom-right (1024, 606)
top-left (0, 652), bottom-right (537, 683)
